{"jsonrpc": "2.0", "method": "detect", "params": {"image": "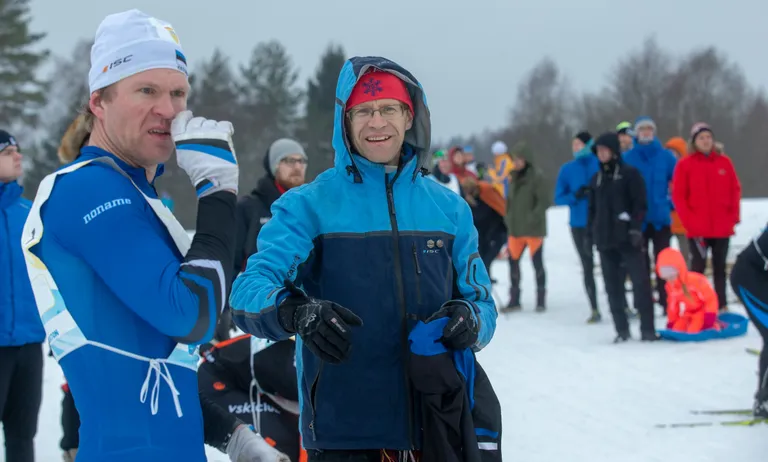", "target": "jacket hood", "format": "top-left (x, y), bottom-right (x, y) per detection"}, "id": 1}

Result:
top-left (656, 247), bottom-right (688, 282)
top-left (574, 139), bottom-right (594, 159)
top-left (665, 137), bottom-right (687, 158)
top-left (332, 56), bottom-right (431, 183)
